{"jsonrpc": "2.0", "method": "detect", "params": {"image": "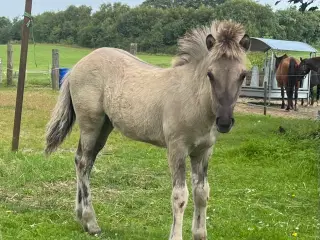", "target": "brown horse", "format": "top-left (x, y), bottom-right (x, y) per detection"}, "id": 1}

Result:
top-left (275, 55), bottom-right (303, 111)
top-left (299, 56), bottom-right (320, 74)
top-left (299, 57), bottom-right (320, 106)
